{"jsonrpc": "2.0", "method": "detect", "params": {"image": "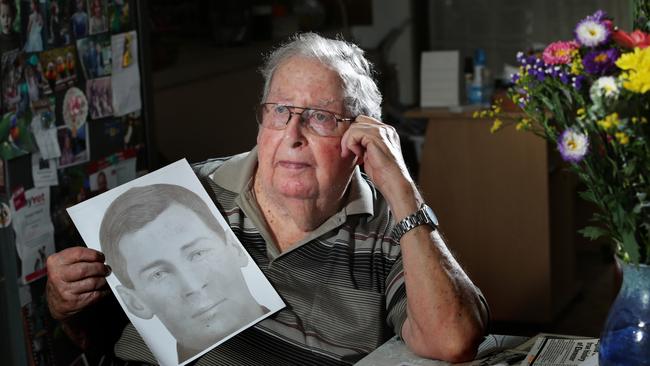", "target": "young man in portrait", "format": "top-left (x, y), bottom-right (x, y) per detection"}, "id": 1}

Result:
top-left (99, 183), bottom-right (269, 363)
